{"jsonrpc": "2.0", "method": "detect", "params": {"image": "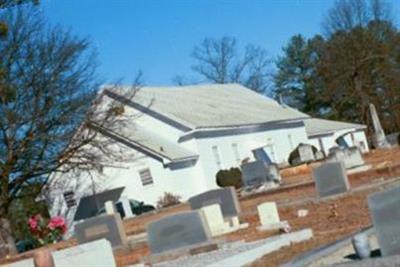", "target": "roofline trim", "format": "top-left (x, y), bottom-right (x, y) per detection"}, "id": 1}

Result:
top-left (179, 119), bottom-right (306, 142)
top-left (306, 126), bottom-right (367, 138)
top-left (92, 124), bottom-right (199, 163)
